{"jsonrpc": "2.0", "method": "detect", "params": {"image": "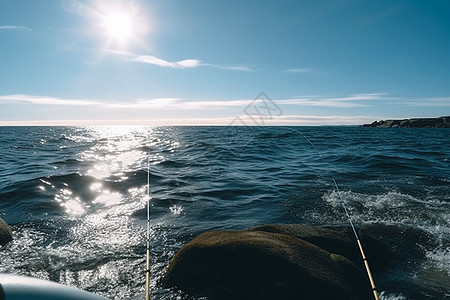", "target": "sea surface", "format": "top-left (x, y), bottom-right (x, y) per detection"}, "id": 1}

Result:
top-left (0, 126), bottom-right (448, 299)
